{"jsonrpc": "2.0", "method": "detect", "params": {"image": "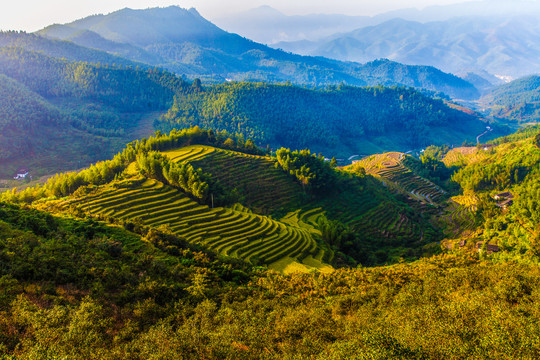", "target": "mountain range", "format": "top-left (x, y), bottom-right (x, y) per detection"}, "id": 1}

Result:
top-left (275, 15), bottom-right (540, 81)
top-left (31, 6), bottom-right (478, 99)
top-left (212, 1), bottom-right (540, 83)
top-left (214, 1), bottom-right (540, 46)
